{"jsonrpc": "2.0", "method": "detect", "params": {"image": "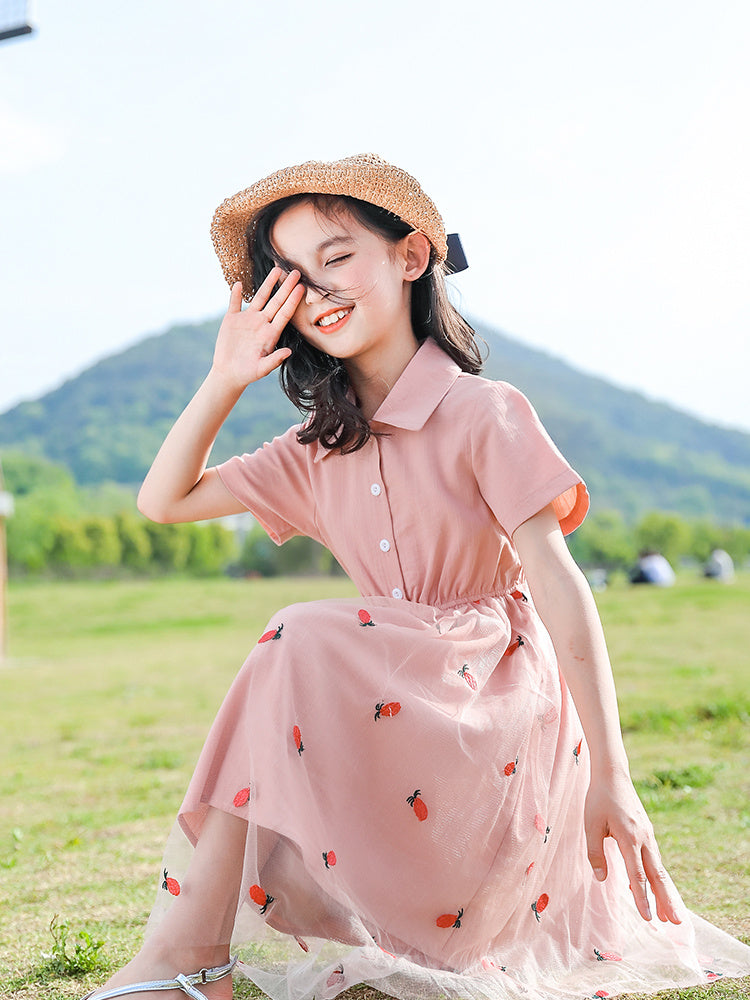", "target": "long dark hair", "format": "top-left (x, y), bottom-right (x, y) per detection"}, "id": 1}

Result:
top-left (249, 193), bottom-right (483, 454)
